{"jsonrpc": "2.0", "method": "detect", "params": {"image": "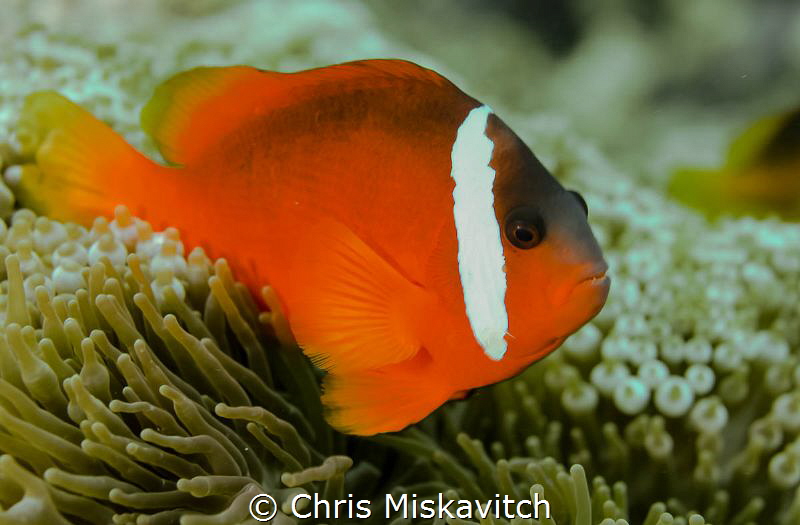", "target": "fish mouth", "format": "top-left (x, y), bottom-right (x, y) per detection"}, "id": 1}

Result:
top-left (577, 269), bottom-right (609, 287)
top-left (552, 262), bottom-right (610, 307)
top-left (573, 268), bottom-right (611, 304)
